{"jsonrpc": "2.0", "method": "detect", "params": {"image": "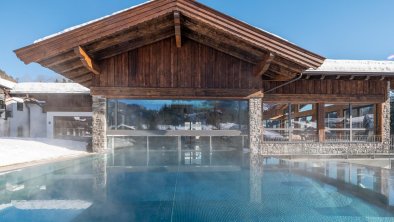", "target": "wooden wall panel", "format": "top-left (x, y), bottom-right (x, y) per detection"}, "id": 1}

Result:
top-left (92, 36), bottom-right (387, 101)
top-left (262, 79), bottom-right (386, 96)
top-left (94, 37), bottom-right (257, 90)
